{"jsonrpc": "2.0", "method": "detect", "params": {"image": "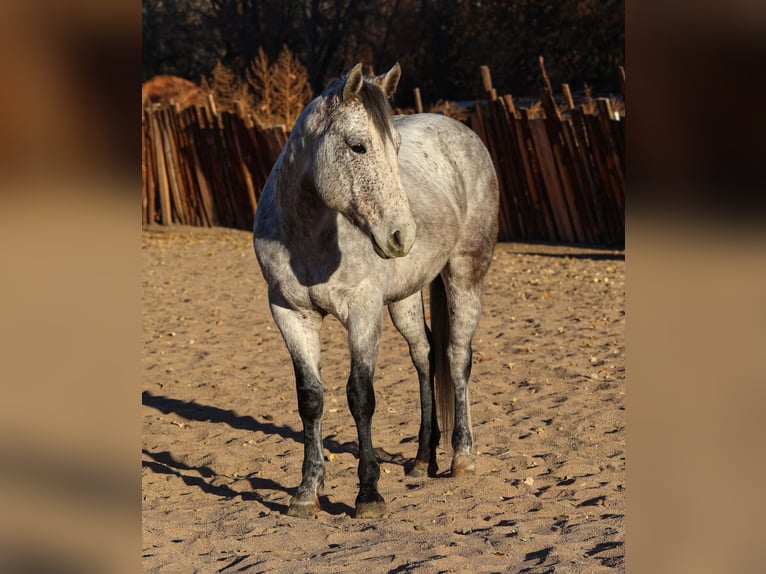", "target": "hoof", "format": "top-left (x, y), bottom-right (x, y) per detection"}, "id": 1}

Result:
top-left (406, 459), bottom-right (439, 478)
top-left (355, 500), bottom-right (386, 518)
top-left (286, 496), bottom-right (319, 518)
top-left (450, 453), bottom-right (476, 477)
top-left (406, 459), bottom-right (429, 478)
top-left (354, 491), bottom-right (386, 518)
